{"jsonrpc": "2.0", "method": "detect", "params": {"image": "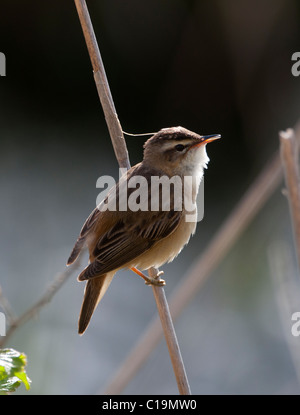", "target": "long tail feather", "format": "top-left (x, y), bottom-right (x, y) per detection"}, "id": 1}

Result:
top-left (78, 273), bottom-right (114, 334)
